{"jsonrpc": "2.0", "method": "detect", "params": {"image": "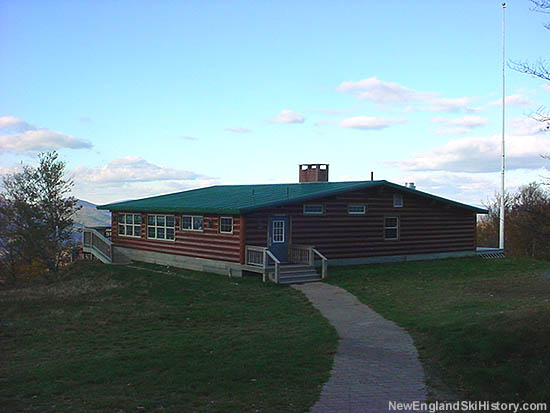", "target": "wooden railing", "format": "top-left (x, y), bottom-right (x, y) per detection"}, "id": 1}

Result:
top-left (289, 244), bottom-right (313, 265)
top-left (265, 250), bottom-right (280, 283)
top-left (82, 227), bottom-right (112, 264)
top-left (245, 245), bottom-right (266, 267)
top-left (312, 248), bottom-right (328, 279)
top-left (245, 244), bottom-right (326, 282)
top-left (245, 245), bottom-right (280, 282)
